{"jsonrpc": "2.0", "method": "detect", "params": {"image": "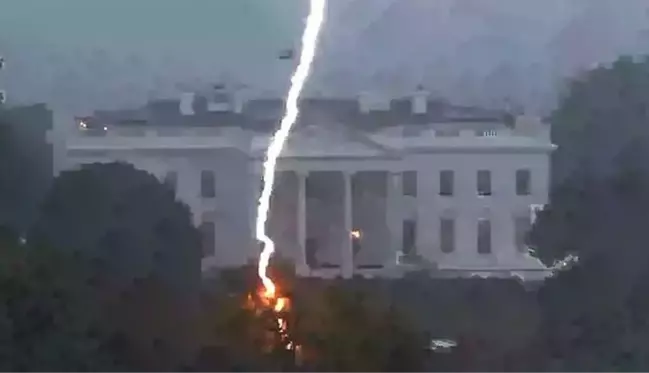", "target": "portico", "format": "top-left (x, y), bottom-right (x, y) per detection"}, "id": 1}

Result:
top-left (264, 168), bottom-right (401, 279)
top-left (253, 124), bottom-right (403, 278)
